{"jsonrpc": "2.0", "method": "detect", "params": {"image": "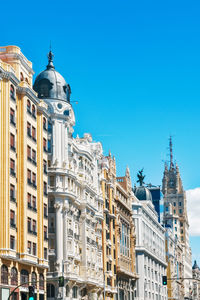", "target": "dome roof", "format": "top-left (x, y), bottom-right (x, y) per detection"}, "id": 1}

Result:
top-left (33, 51), bottom-right (71, 103)
top-left (134, 186), bottom-right (152, 201)
top-left (192, 260), bottom-right (199, 270)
